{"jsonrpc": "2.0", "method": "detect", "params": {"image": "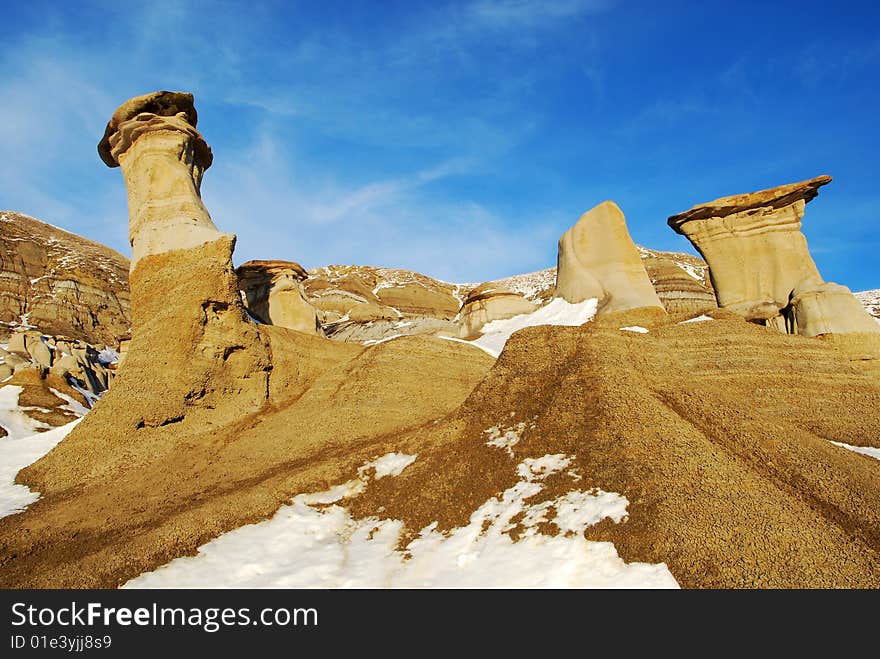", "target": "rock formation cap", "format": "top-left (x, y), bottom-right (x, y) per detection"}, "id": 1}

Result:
top-left (98, 91), bottom-right (208, 168)
top-left (668, 175), bottom-right (832, 233)
top-left (236, 260), bottom-right (309, 282)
